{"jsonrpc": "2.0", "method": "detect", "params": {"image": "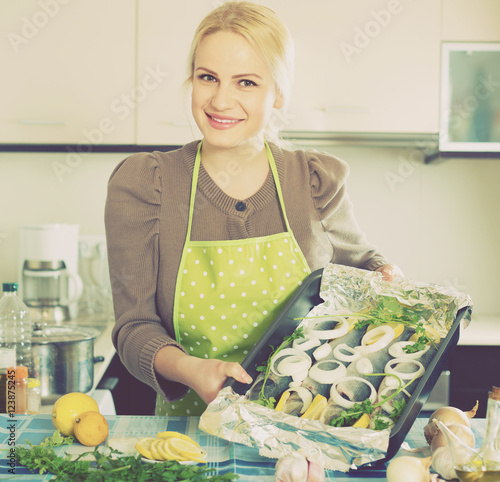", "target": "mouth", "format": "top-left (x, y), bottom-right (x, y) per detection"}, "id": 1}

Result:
top-left (205, 112), bottom-right (243, 129)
